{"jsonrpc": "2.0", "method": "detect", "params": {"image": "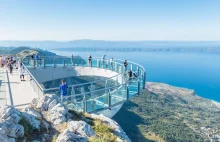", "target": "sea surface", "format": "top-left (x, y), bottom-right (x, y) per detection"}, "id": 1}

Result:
top-left (50, 50), bottom-right (220, 102)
